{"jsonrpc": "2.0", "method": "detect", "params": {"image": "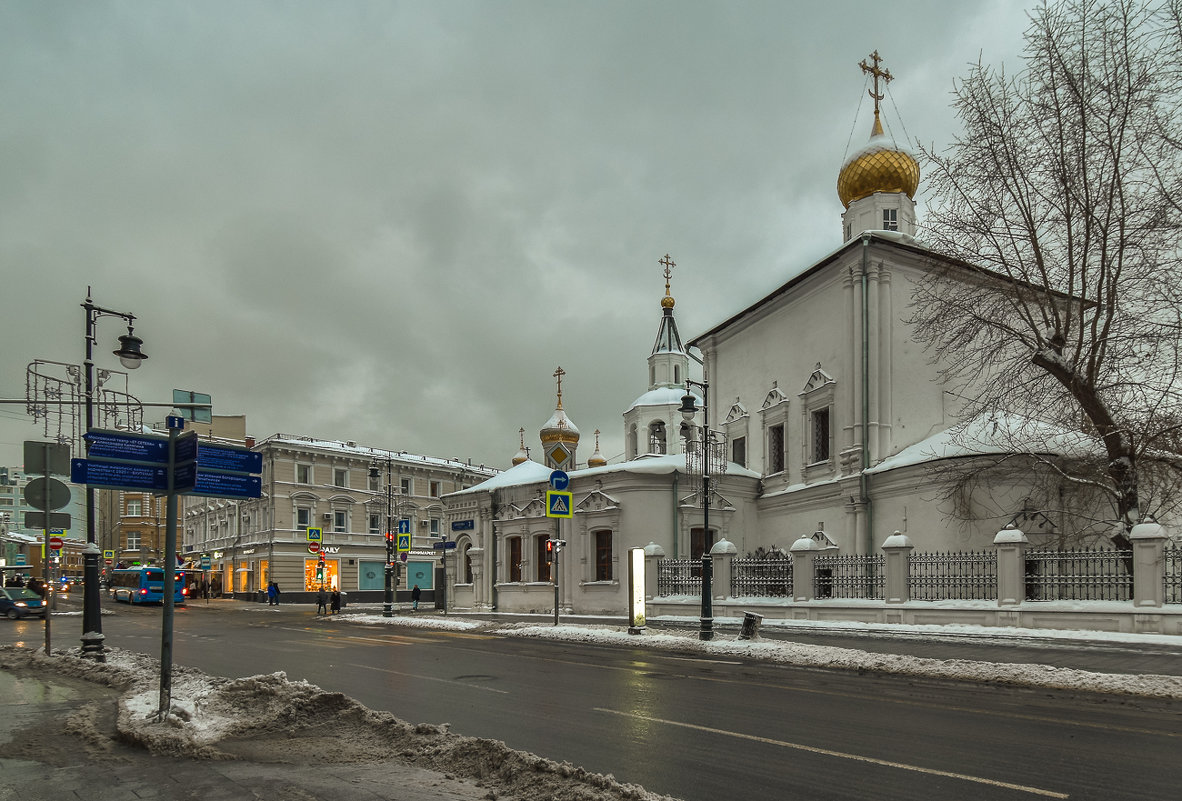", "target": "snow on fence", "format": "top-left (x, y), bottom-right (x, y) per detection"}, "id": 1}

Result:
top-left (656, 558), bottom-right (702, 597)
